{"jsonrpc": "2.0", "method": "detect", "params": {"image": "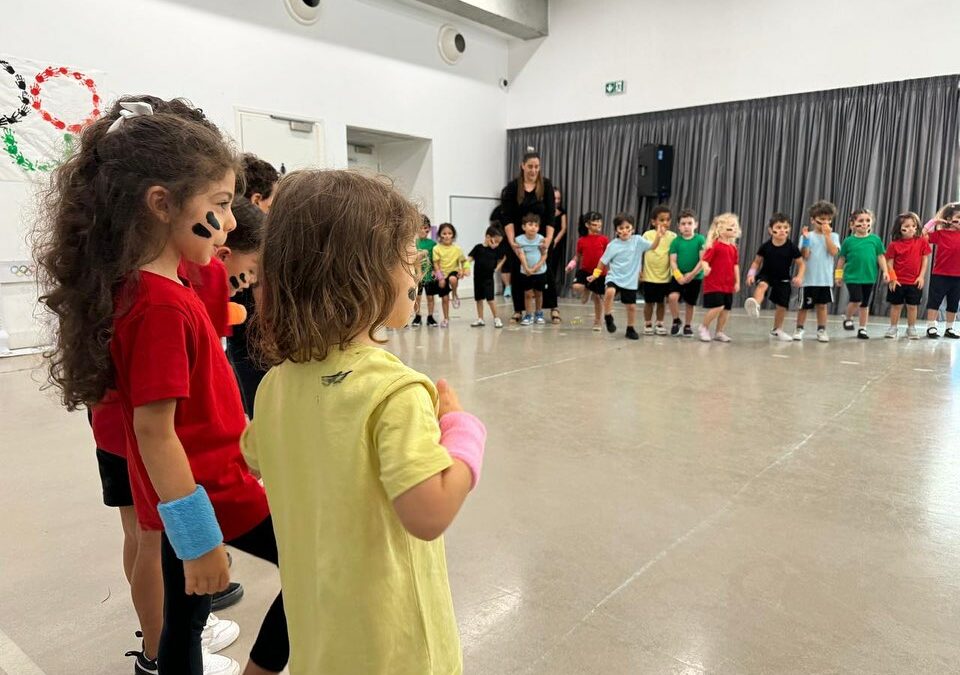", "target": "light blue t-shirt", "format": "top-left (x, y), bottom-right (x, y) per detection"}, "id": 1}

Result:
top-left (801, 231), bottom-right (841, 287)
top-left (600, 235), bottom-right (653, 290)
top-left (516, 233), bottom-right (546, 276)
